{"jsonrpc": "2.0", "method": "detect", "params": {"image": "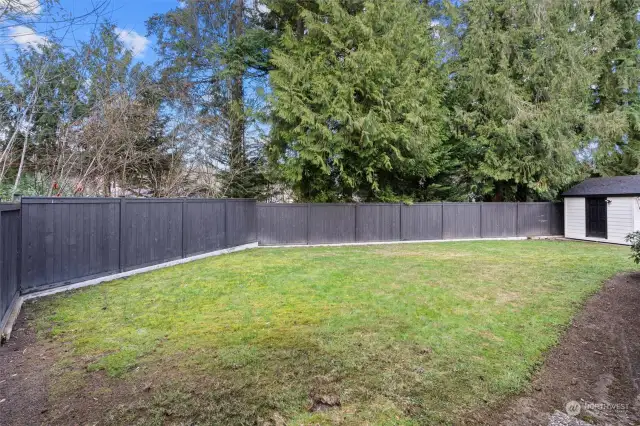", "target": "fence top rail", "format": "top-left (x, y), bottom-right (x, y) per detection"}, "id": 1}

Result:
top-left (309, 203), bottom-right (358, 207)
top-left (22, 197), bottom-right (120, 204)
top-left (21, 197), bottom-right (256, 204)
top-left (0, 203), bottom-right (20, 212)
top-left (258, 203), bottom-right (309, 207)
top-left (258, 201), bottom-right (561, 206)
